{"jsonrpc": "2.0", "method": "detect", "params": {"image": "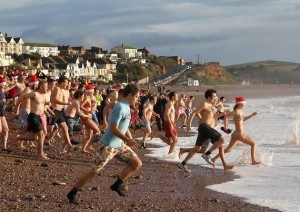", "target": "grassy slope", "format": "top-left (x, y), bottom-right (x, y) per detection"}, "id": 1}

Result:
top-left (224, 60), bottom-right (300, 84)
